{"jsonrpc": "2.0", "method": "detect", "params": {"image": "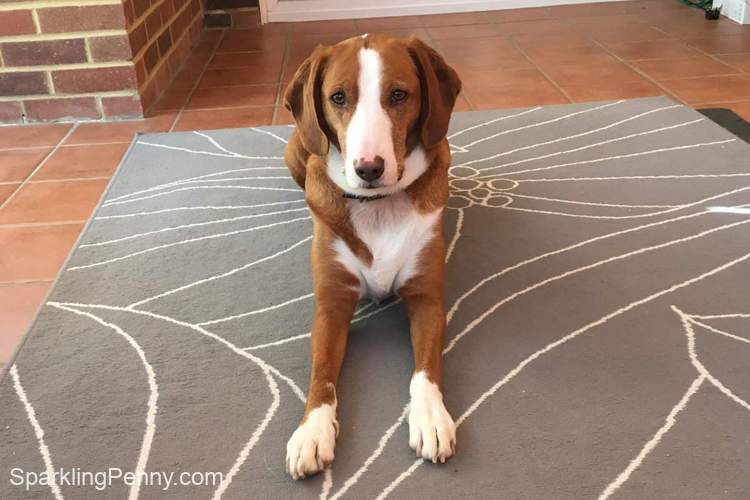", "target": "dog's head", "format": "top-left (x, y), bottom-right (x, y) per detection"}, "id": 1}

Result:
top-left (284, 34), bottom-right (461, 197)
